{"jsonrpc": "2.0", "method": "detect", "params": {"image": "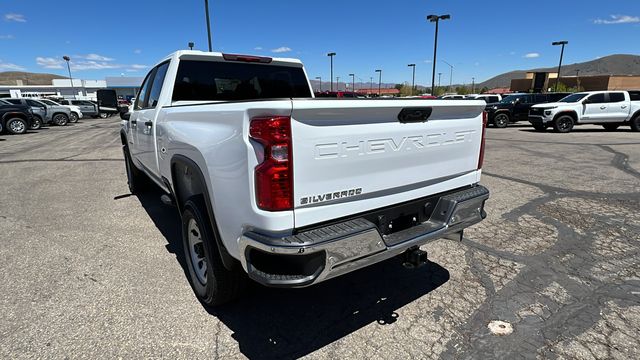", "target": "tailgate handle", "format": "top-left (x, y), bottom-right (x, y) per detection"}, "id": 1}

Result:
top-left (398, 107), bottom-right (432, 123)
